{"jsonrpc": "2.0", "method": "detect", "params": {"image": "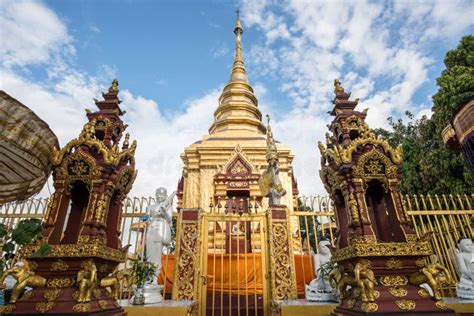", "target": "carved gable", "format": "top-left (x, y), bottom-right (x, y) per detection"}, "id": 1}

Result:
top-left (227, 157), bottom-right (251, 177)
